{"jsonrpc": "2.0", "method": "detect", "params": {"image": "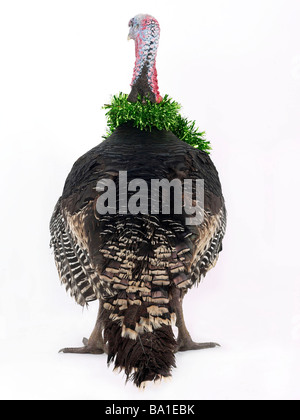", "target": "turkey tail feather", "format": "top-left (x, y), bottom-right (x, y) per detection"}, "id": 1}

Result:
top-left (102, 302), bottom-right (176, 387)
